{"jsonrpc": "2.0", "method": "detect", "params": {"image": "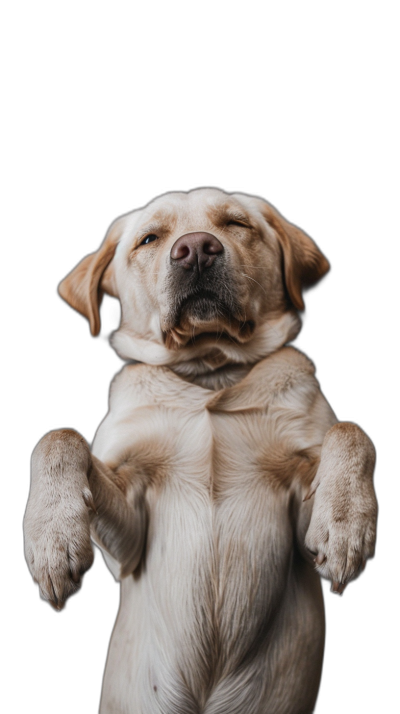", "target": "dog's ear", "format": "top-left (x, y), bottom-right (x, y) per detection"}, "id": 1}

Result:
top-left (58, 216), bottom-right (126, 336)
top-left (261, 202), bottom-right (330, 311)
